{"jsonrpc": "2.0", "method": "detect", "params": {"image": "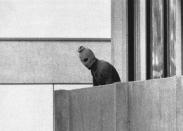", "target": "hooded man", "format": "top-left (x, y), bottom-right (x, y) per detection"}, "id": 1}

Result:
top-left (78, 46), bottom-right (121, 86)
